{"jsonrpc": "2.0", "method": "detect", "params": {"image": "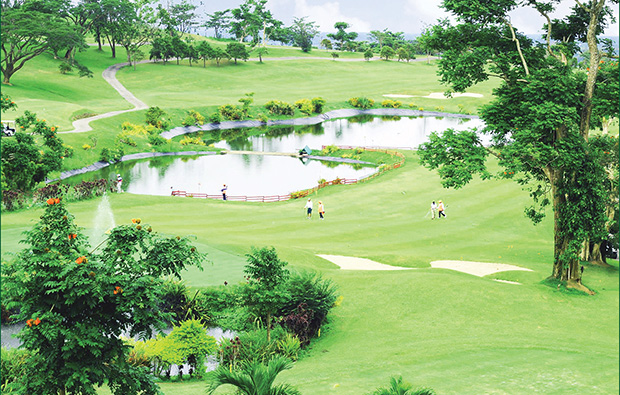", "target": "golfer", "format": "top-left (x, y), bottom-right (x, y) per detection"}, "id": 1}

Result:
top-left (430, 201), bottom-right (437, 219)
top-left (304, 198), bottom-right (313, 219)
top-left (318, 201), bottom-right (325, 220)
top-left (221, 184), bottom-right (227, 200)
top-left (116, 174), bottom-right (123, 193)
top-left (438, 200), bottom-right (446, 218)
